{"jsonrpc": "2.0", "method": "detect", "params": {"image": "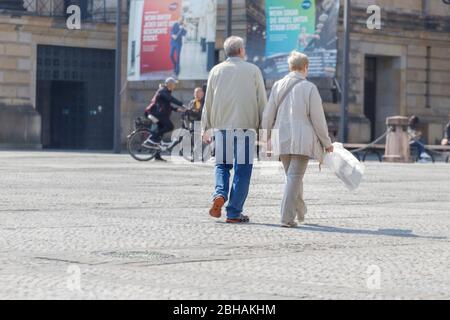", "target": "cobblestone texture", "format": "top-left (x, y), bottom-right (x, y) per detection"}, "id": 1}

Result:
top-left (0, 151), bottom-right (449, 299)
